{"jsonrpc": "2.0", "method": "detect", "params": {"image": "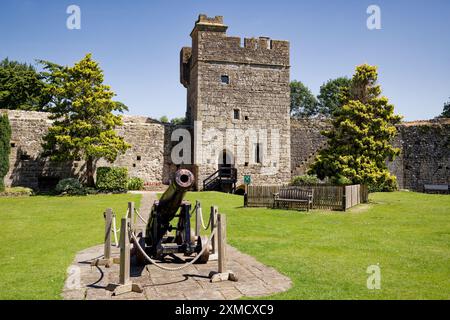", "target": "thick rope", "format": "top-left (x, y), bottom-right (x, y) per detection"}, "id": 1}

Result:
top-left (194, 202), bottom-right (212, 231)
top-left (130, 227), bottom-right (216, 272)
top-left (199, 208), bottom-right (212, 230)
top-left (134, 208), bottom-right (148, 225)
